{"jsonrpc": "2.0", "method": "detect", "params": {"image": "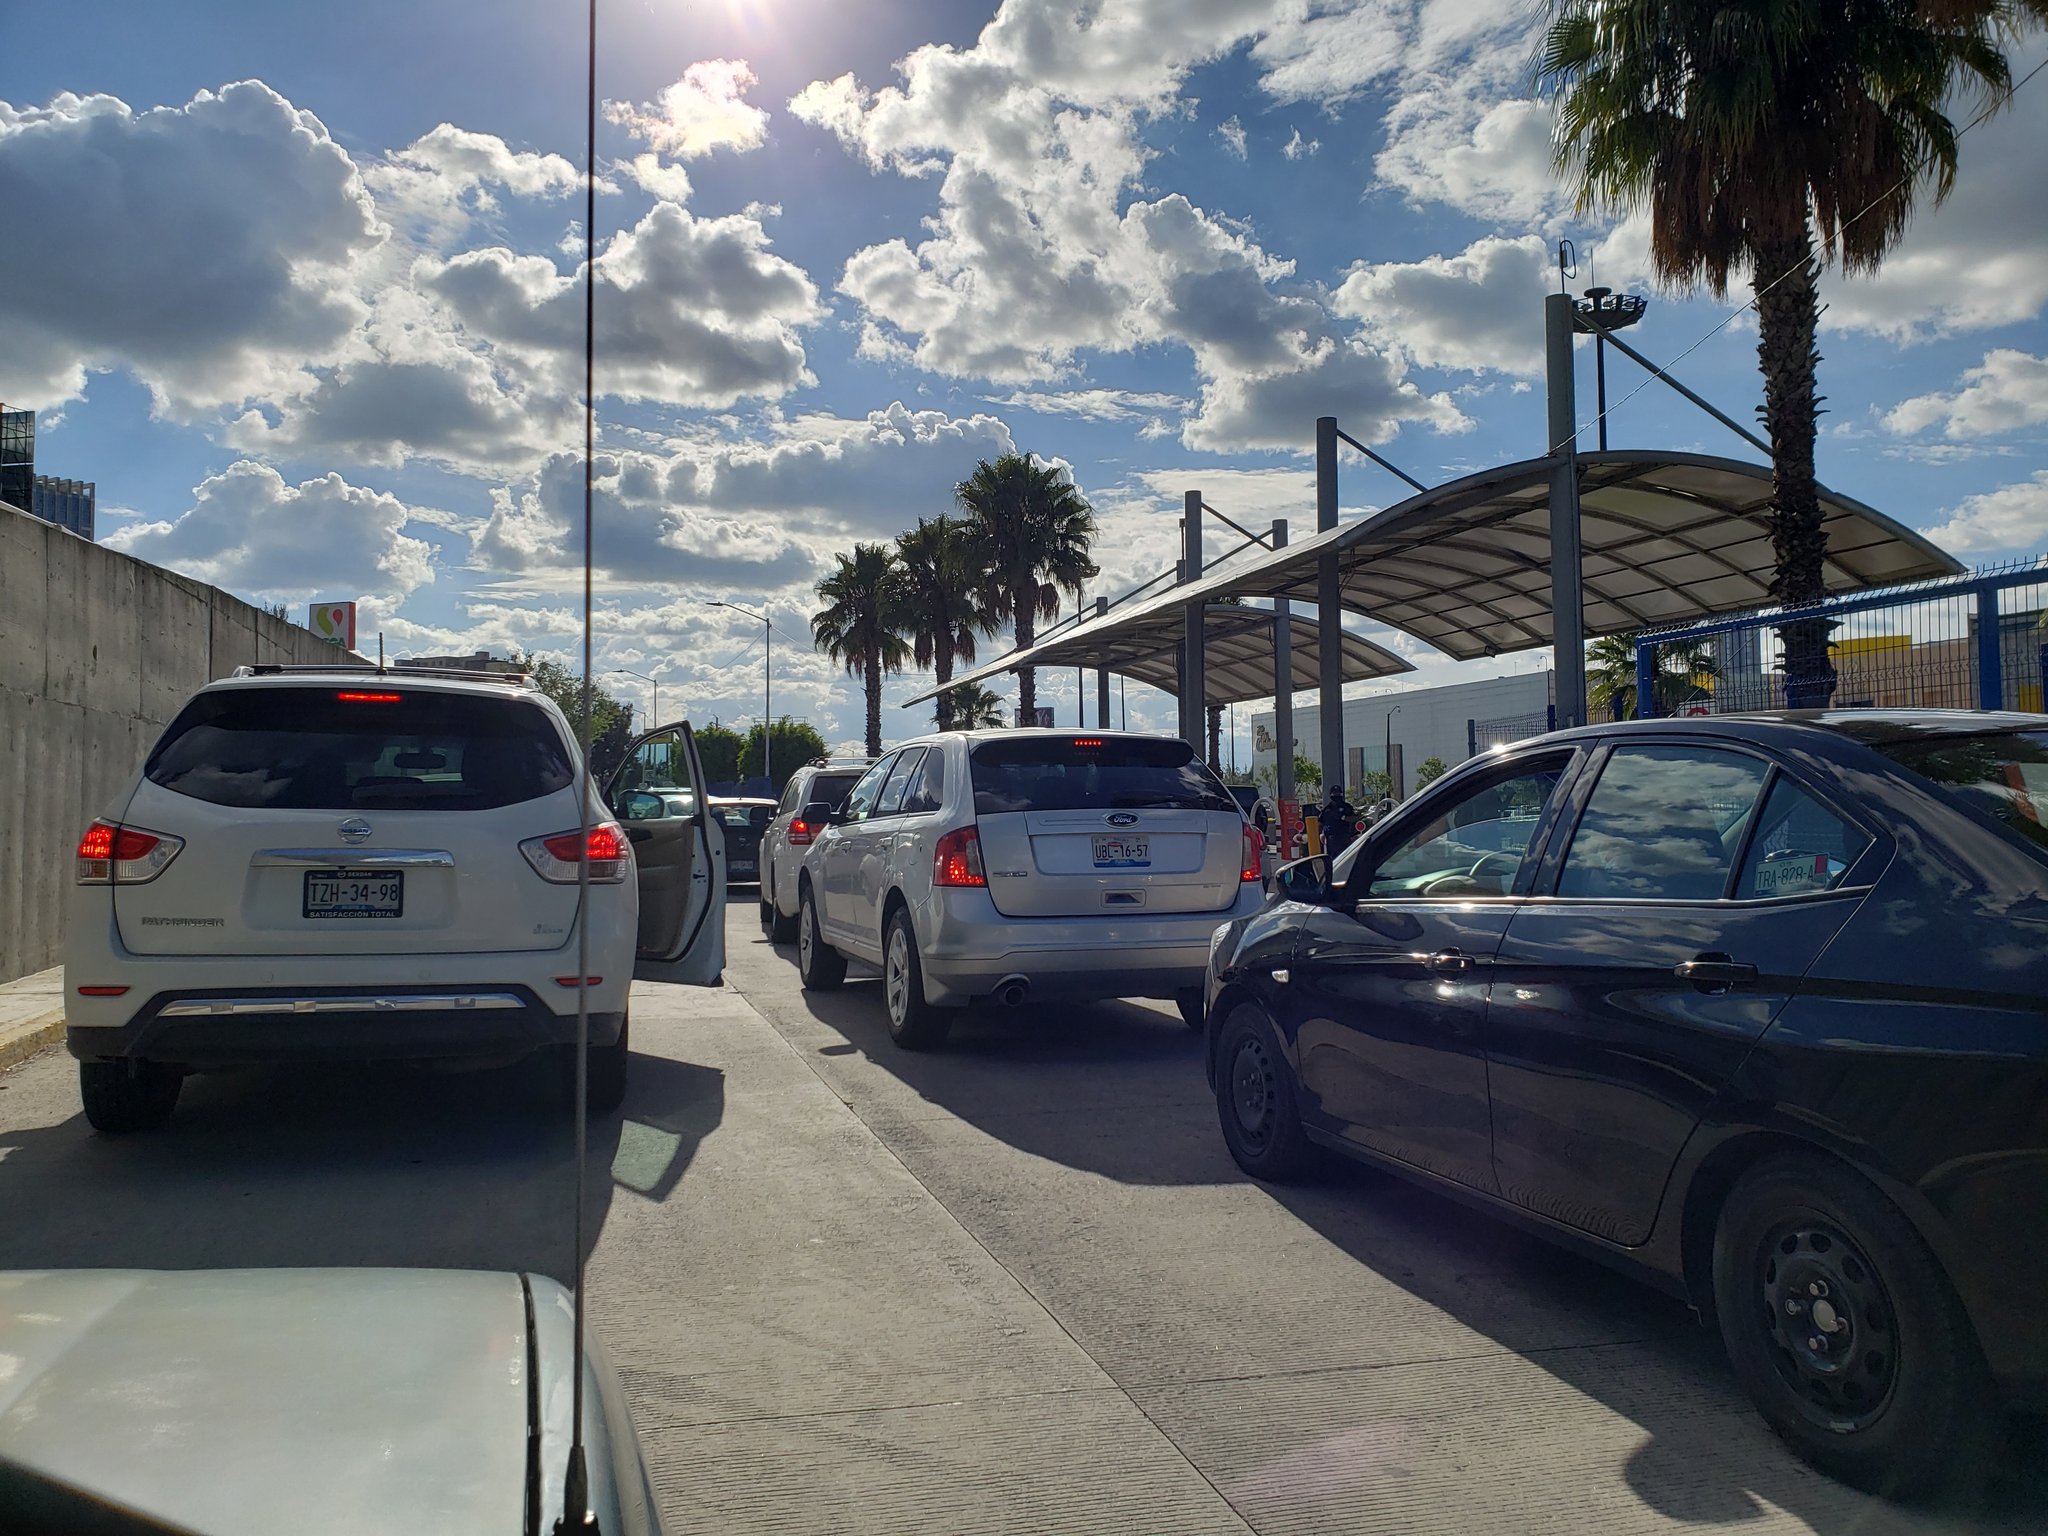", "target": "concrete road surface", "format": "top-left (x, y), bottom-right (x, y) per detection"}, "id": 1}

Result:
top-left (1, 896), bottom-right (2041, 1534)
